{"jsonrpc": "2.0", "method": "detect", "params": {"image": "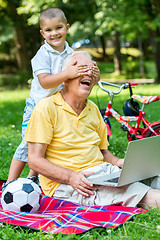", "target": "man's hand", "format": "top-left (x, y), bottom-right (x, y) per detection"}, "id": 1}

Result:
top-left (101, 149), bottom-right (124, 168)
top-left (115, 158), bottom-right (124, 168)
top-left (68, 171), bottom-right (97, 197)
